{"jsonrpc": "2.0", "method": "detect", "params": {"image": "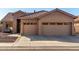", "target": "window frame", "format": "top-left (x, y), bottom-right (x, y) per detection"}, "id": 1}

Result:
top-left (42, 22), bottom-right (48, 25)
top-left (49, 22), bottom-right (56, 25)
top-left (57, 23), bottom-right (63, 25)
